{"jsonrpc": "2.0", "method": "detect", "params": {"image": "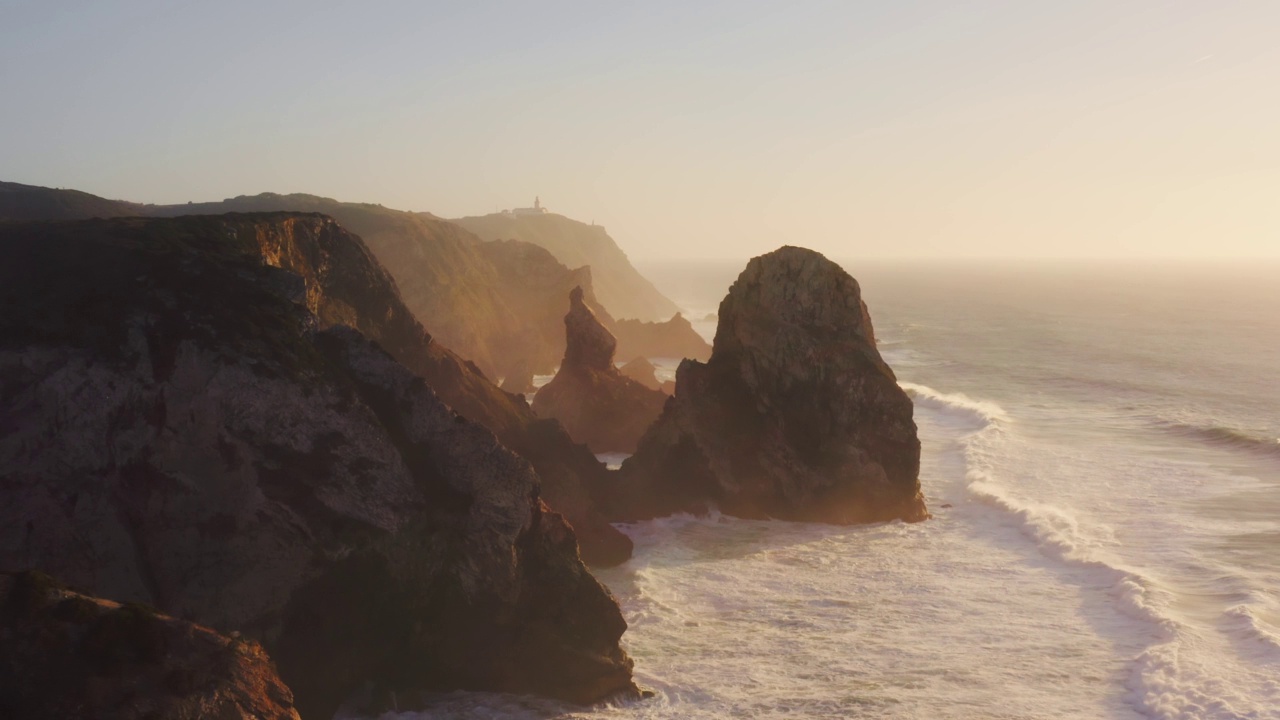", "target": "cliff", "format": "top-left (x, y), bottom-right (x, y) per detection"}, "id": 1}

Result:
top-left (532, 288), bottom-right (669, 454)
top-left (2, 185), bottom-right (632, 565)
top-left (612, 246), bottom-right (929, 524)
top-left (145, 193), bottom-right (595, 381)
top-left (452, 212), bottom-right (681, 322)
top-left (0, 215), bottom-right (637, 718)
top-left (0, 571), bottom-right (300, 720)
